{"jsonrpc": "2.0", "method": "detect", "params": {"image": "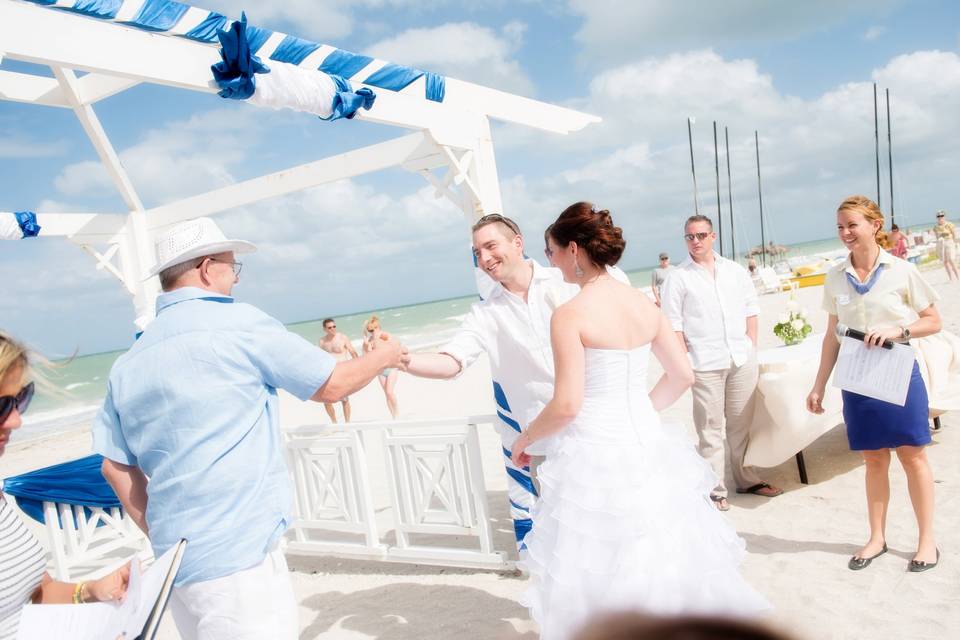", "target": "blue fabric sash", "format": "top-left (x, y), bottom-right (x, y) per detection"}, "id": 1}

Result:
top-left (3, 454), bottom-right (121, 525)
